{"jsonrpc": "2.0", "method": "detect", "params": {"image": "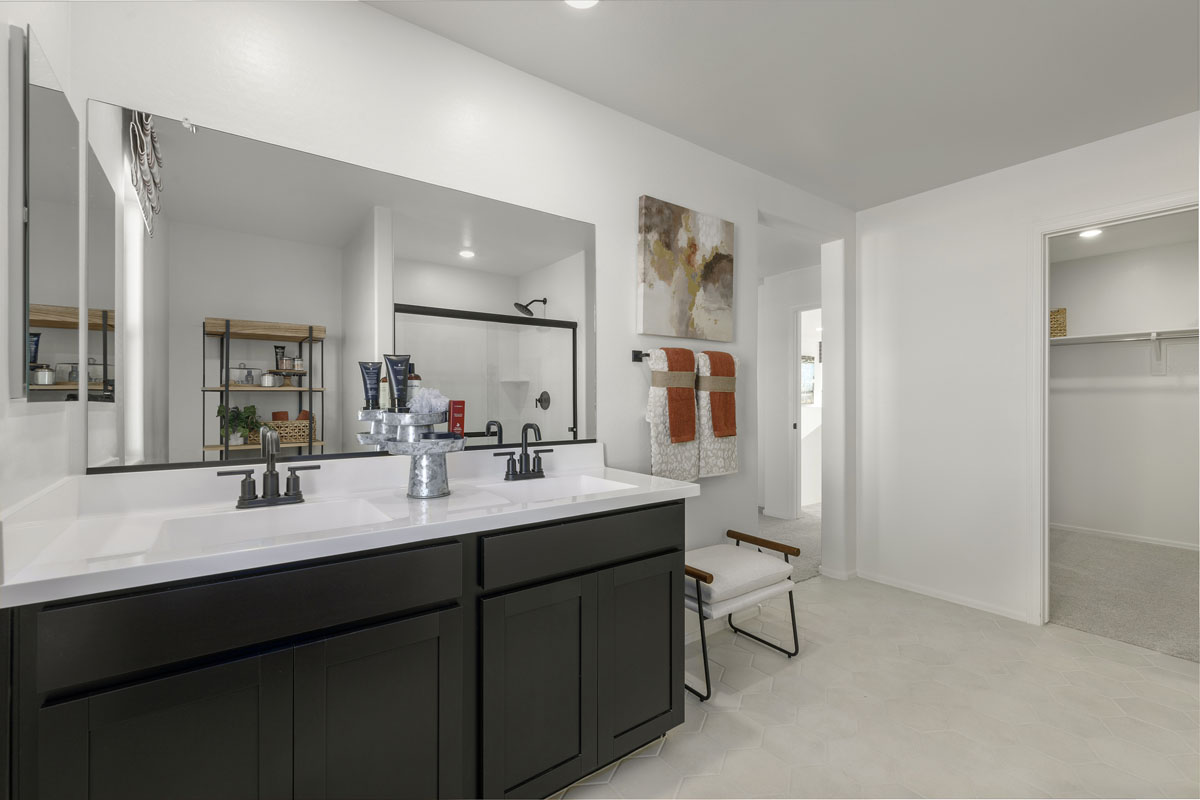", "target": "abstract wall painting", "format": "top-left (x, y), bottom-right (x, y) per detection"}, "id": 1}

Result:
top-left (636, 195), bottom-right (734, 342)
